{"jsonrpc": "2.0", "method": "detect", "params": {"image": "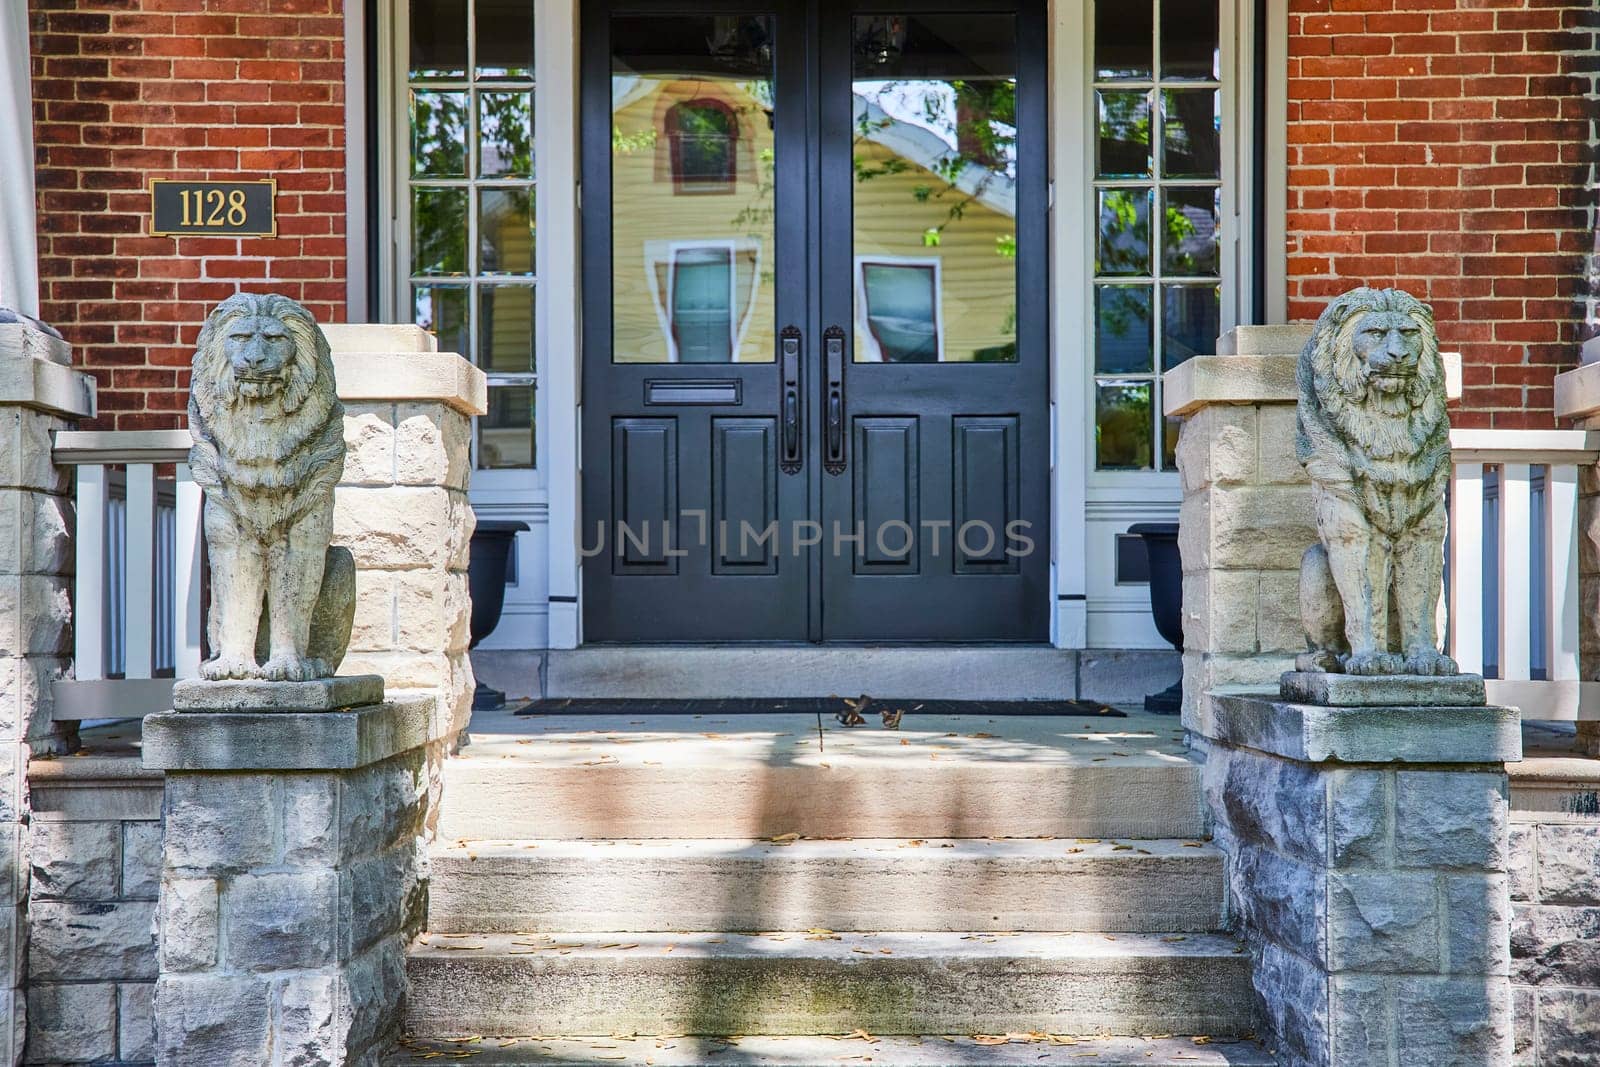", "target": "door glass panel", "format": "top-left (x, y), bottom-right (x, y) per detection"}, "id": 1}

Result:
top-left (480, 285), bottom-right (535, 372)
top-left (1095, 0), bottom-right (1152, 80)
top-left (851, 14), bottom-right (1018, 363)
top-left (410, 0), bottom-right (467, 78)
top-left (479, 188), bottom-right (535, 274)
top-left (610, 15), bottom-right (777, 363)
top-left (475, 0), bottom-right (536, 79)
